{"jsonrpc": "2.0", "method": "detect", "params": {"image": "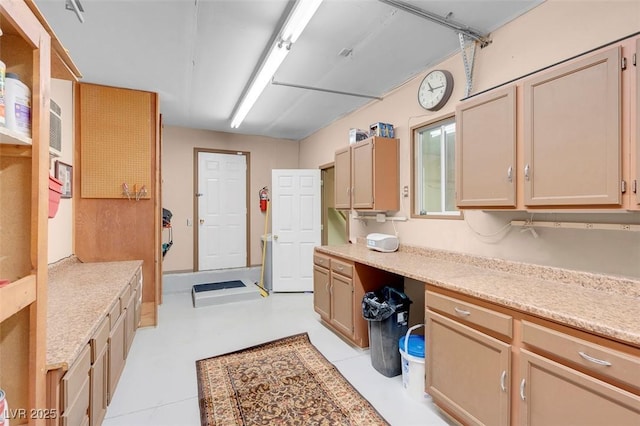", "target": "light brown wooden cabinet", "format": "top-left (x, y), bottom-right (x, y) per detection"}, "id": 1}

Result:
top-left (519, 349), bottom-right (640, 425)
top-left (46, 266), bottom-right (141, 426)
top-left (523, 47), bottom-right (622, 207)
top-left (334, 147), bottom-right (352, 209)
top-left (312, 254), bottom-right (331, 320)
top-left (456, 34), bottom-right (640, 211)
top-left (456, 85), bottom-right (517, 208)
top-left (633, 37), bottom-right (640, 209)
top-left (329, 259), bottom-right (355, 337)
top-left (519, 320), bottom-right (640, 425)
top-left (312, 254), bottom-right (355, 341)
top-left (59, 344), bottom-right (91, 426)
top-left (89, 318), bottom-right (109, 426)
top-left (334, 136), bottom-right (399, 211)
top-left (313, 249), bottom-right (402, 348)
top-left (426, 292), bottom-right (512, 426)
top-left (108, 309), bottom-right (126, 406)
top-left (426, 286), bottom-right (640, 426)
top-left (0, 1), bottom-right (80, 420)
